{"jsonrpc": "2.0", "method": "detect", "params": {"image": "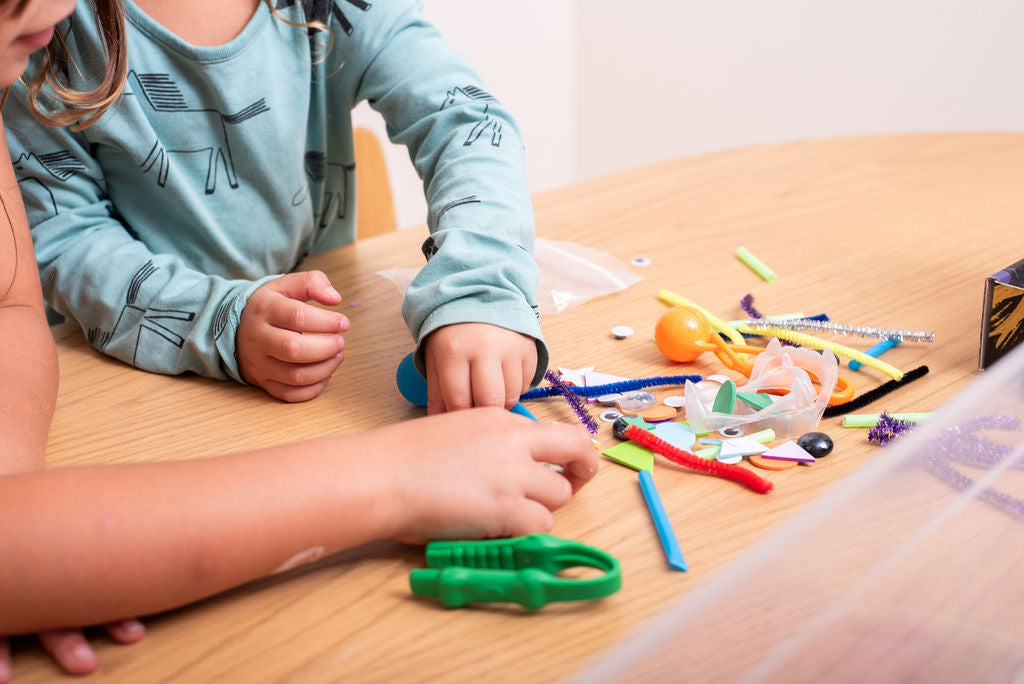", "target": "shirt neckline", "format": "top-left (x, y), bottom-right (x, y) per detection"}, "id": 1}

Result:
top-left (123, 1), bottom-right (274, 63)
